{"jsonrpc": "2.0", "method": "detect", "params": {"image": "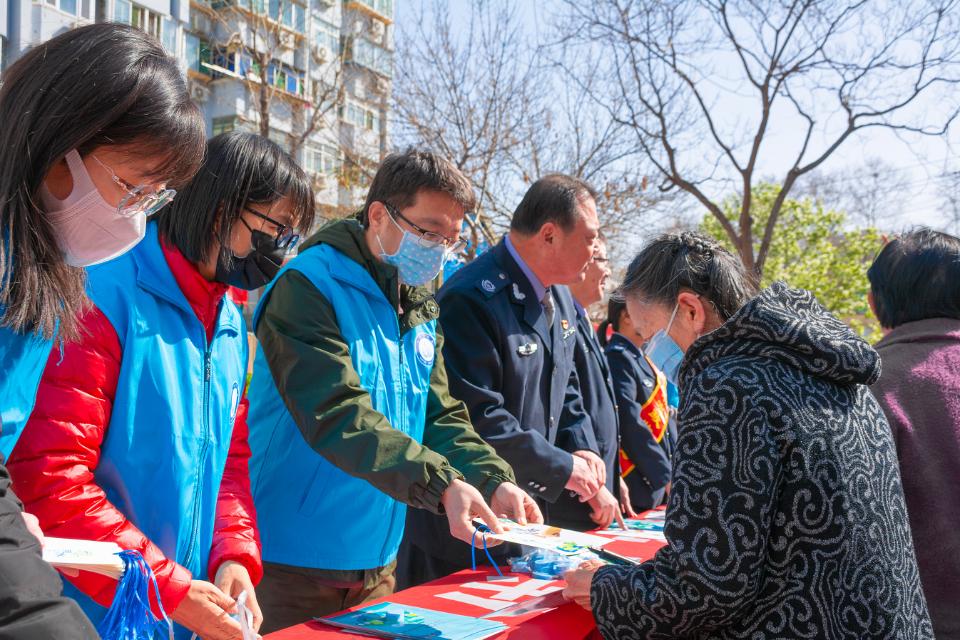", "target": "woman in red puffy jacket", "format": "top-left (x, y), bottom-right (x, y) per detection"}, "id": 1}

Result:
top-left (9, 132), bottom-right (315, 640)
